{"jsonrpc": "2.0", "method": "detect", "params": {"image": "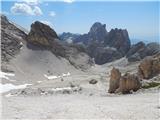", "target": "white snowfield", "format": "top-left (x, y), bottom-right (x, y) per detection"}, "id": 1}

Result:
top-left (0, 72), bottom-right (32, 93)
top-left (0, 83), bottom-right (31, 93)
